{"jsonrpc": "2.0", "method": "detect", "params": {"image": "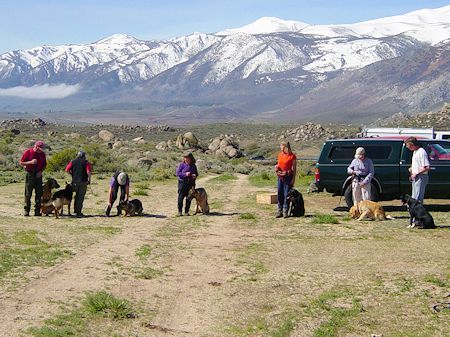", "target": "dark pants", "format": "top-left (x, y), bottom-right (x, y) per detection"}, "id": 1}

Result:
top-left (106, 185), bottom-right (126, 216)
top-left (73, 182), bottom-right (88, 215)
top-left (111, 184), bottom-right (126, 205)
top-left (24, 172), bottom-right (43, 214)
top-left (178, 180), bottom-right (194, 213)
top-left (277, 175), bottom-right (293, 211)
